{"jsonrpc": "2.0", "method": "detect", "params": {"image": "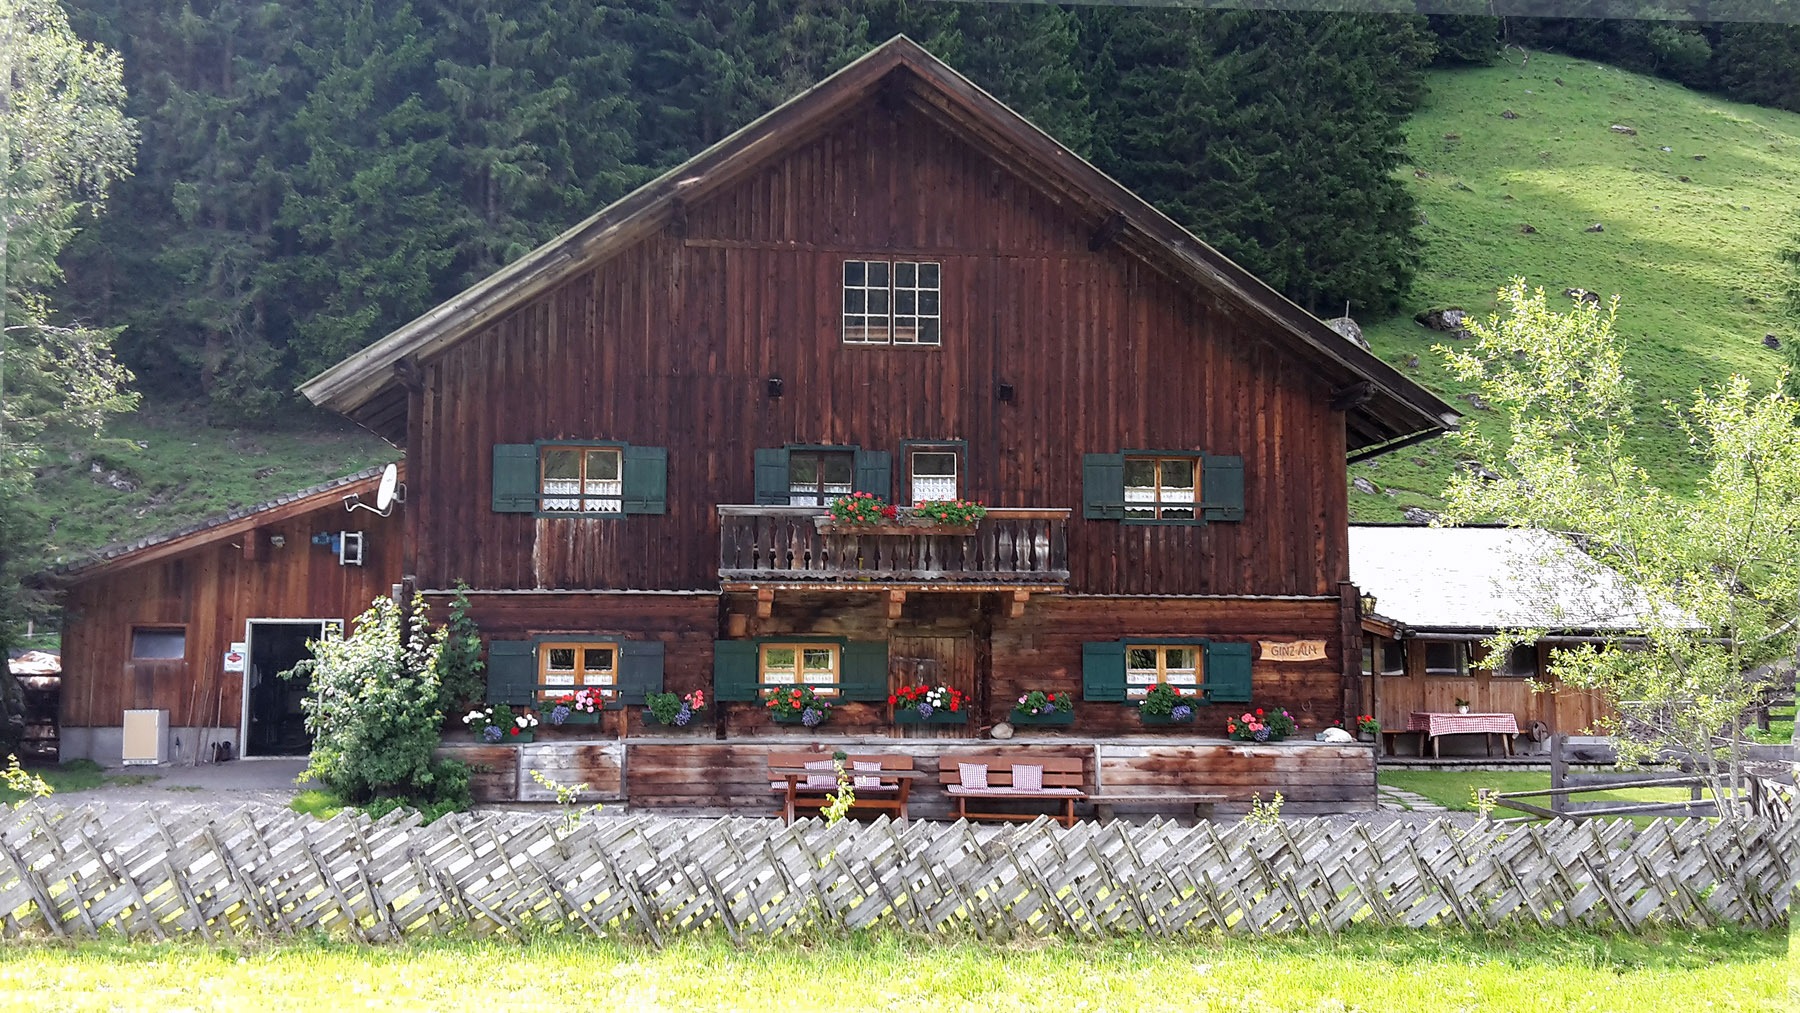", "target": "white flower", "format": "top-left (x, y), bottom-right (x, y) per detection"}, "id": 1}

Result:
top-left (463, 710), bottom-right (487, 725)
top-left (515, 715), bottom-right (529, 728)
